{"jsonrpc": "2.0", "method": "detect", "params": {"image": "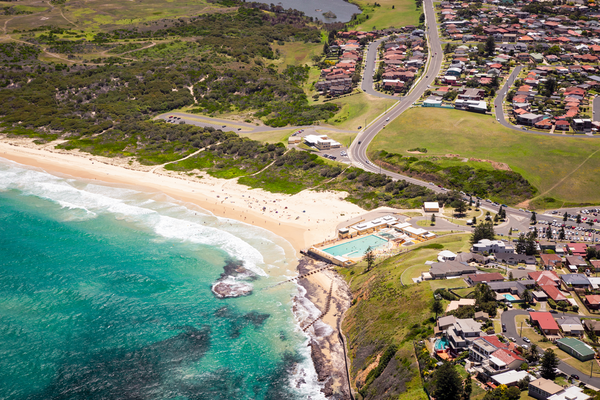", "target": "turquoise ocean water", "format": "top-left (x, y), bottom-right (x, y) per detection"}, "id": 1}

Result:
top-left (0, 158), bottom-right (325, 400)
